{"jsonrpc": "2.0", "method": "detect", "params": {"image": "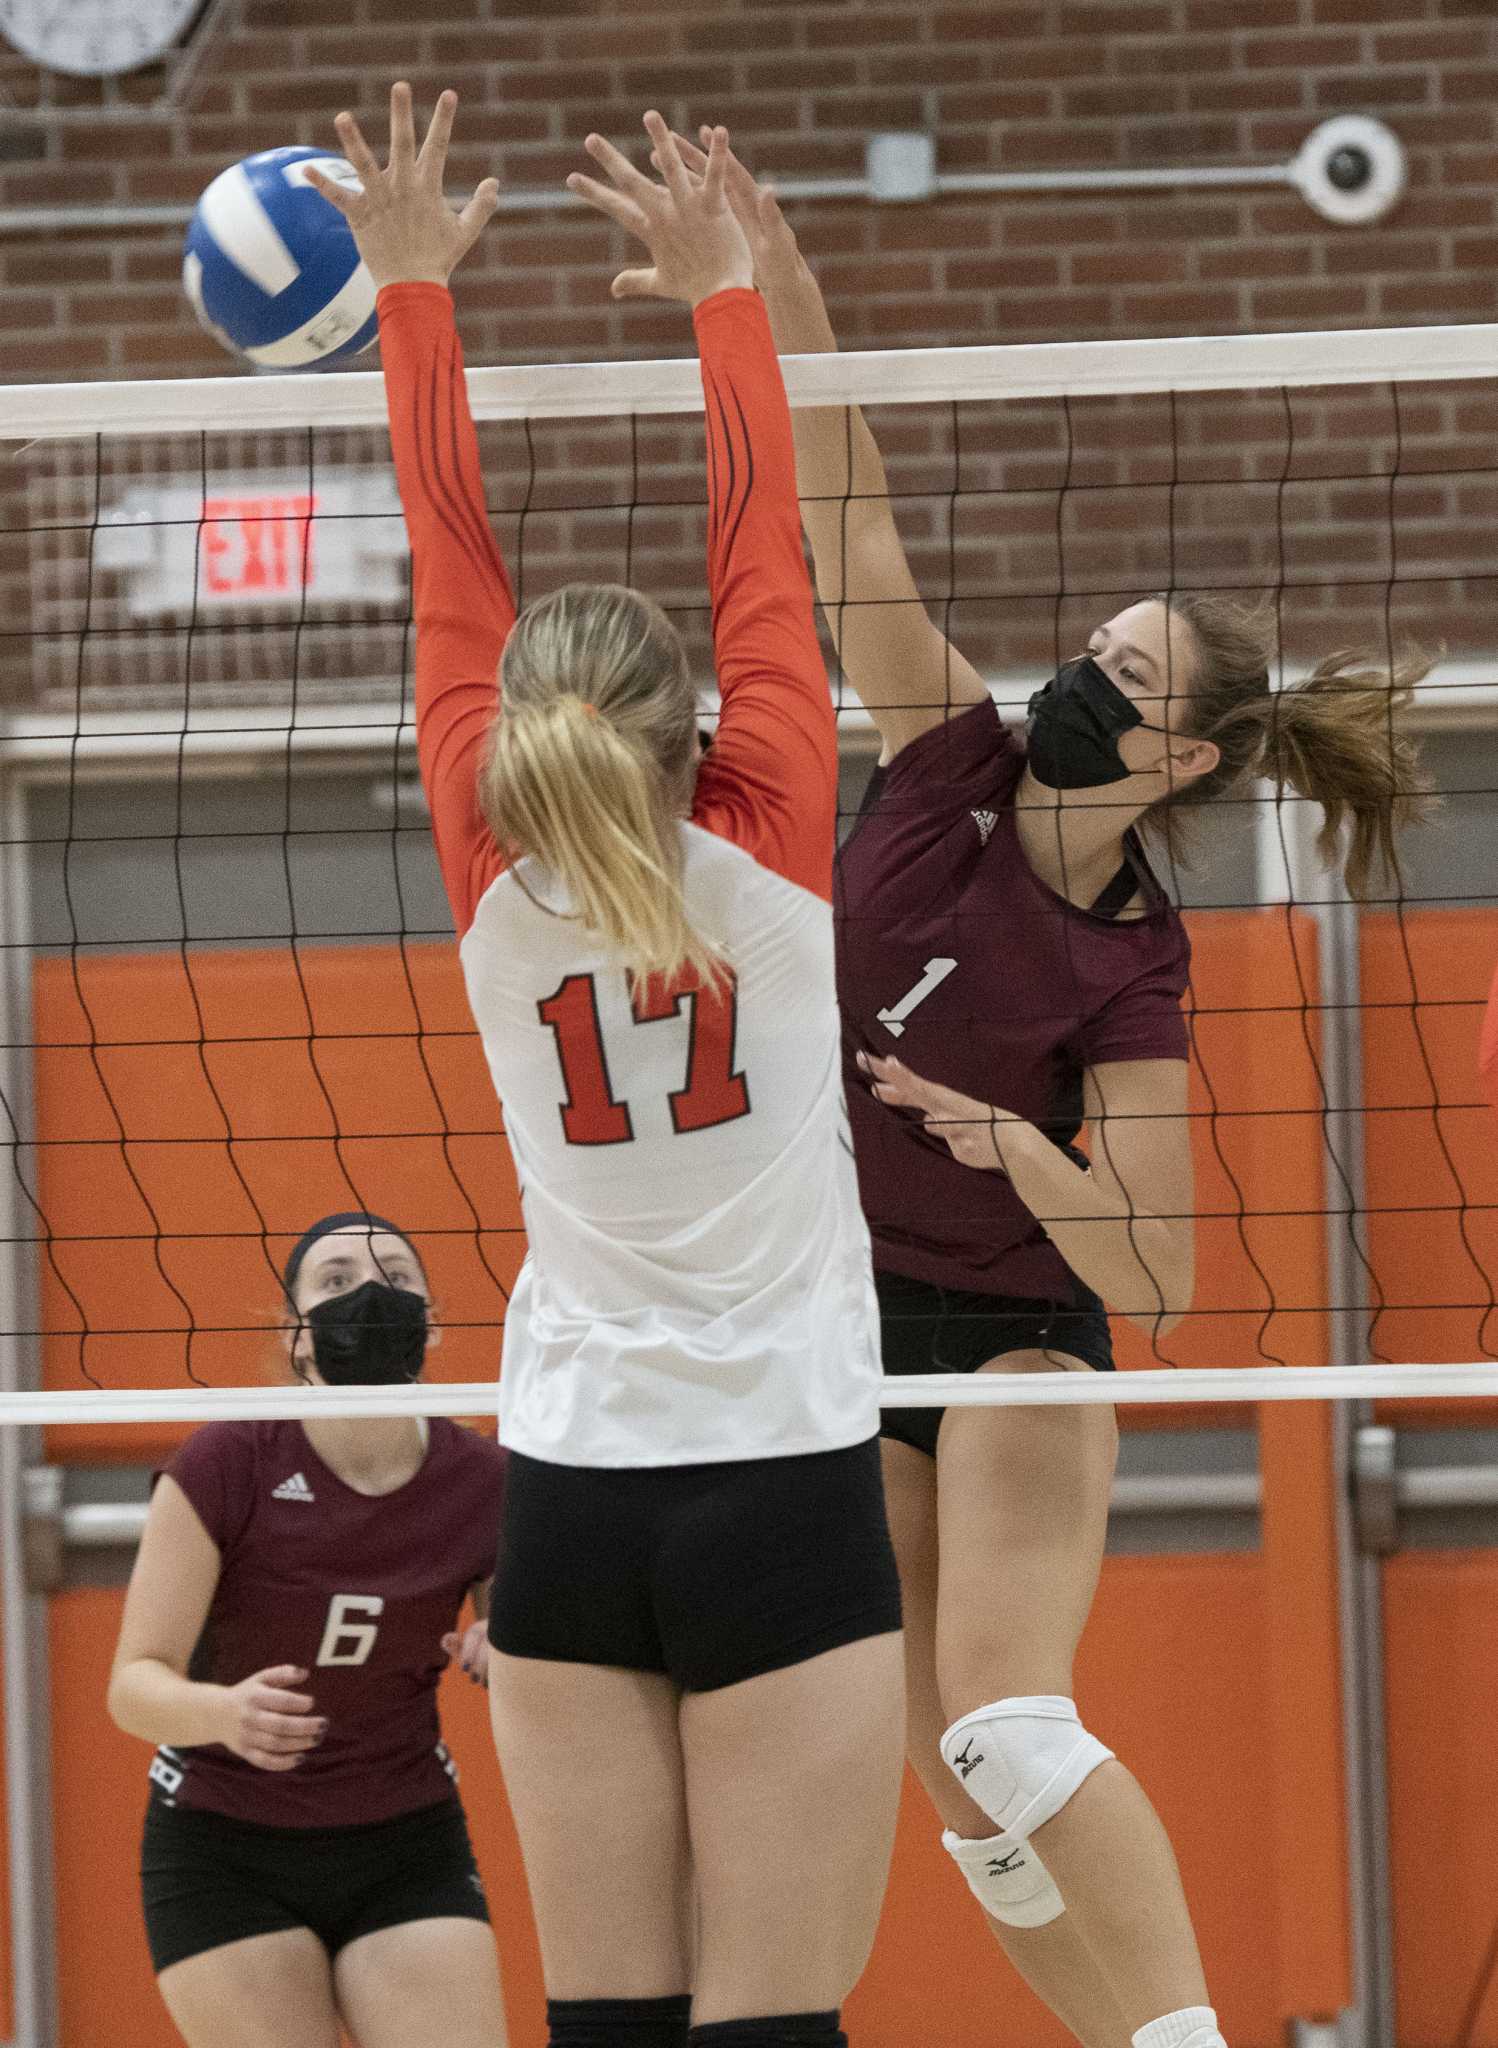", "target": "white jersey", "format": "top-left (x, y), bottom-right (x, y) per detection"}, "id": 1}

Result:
top-left (384, 279), bottom-right (878, 1470)
top-left (462, 832), bottom-right (880, 1466)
